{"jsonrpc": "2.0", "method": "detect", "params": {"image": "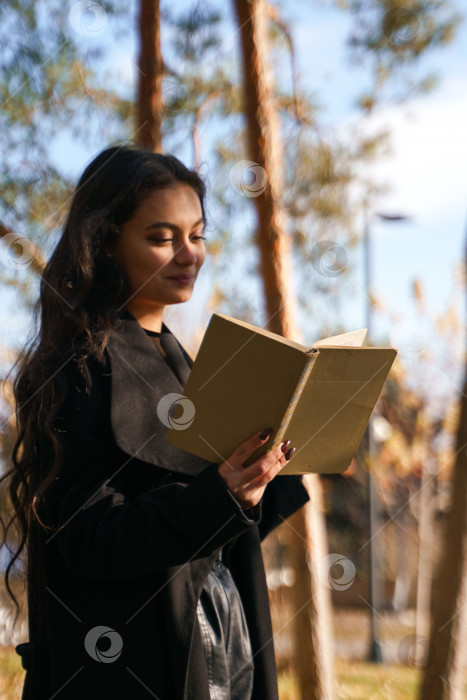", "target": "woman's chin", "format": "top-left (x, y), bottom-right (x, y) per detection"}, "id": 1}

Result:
top-left (166, 288), bottom-right (194, 303)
